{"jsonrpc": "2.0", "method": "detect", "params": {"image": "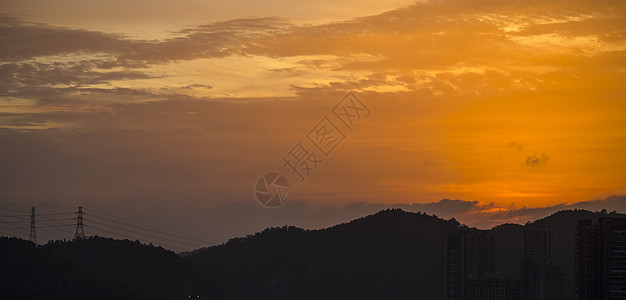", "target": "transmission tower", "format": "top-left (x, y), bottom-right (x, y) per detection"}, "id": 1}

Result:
top-left (74, 206), bottom-right (85, 240)
top-left (29, 206), bottom-right (36, 244)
